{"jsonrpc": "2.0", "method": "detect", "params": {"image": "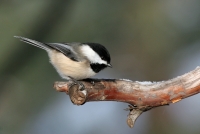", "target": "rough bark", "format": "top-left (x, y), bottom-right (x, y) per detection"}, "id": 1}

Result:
top-left (54, 67), bottom-right (200, 128)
